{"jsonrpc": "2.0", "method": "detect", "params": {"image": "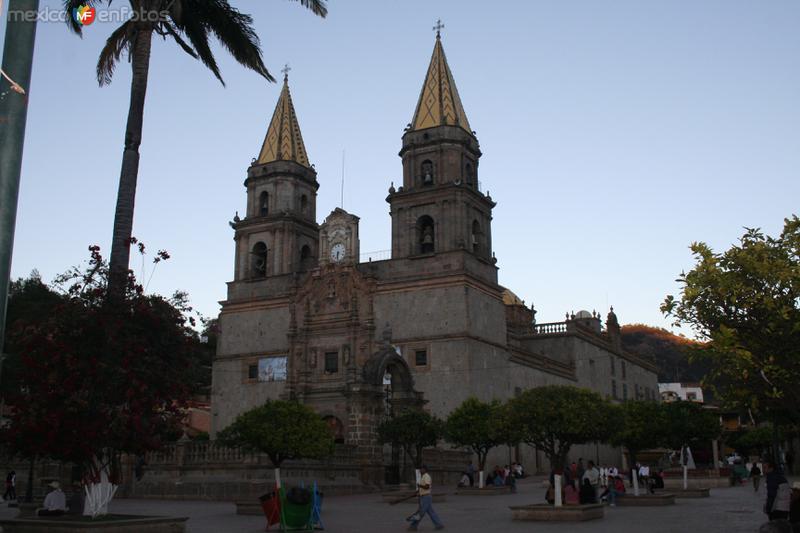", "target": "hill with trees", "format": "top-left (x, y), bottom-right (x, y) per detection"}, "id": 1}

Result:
top-left (620, 324), bottom-right (709, 383)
